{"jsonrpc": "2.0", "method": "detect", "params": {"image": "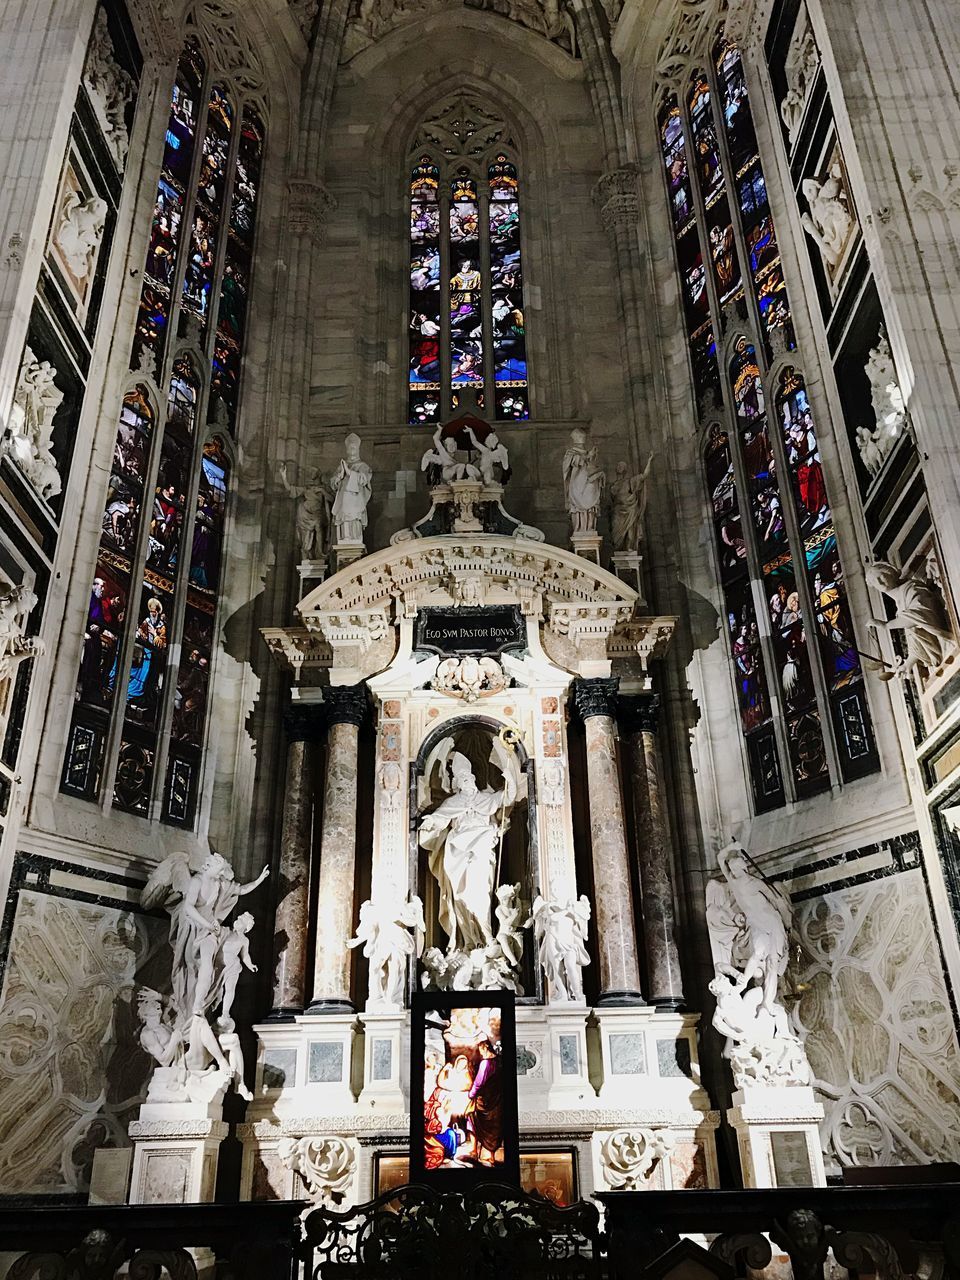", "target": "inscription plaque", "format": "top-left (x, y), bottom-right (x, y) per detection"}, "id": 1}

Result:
top-left (415, 606), bottom-right (524, 656)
